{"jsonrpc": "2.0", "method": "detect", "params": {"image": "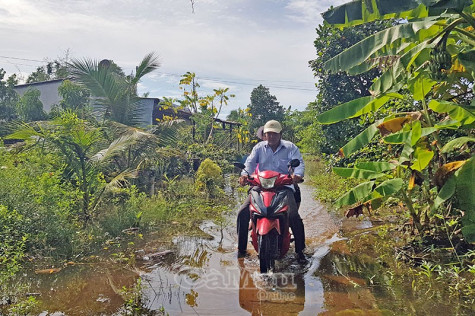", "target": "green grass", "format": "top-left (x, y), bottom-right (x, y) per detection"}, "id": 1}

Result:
top-left (305, 155), bottom-right (361, 206)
